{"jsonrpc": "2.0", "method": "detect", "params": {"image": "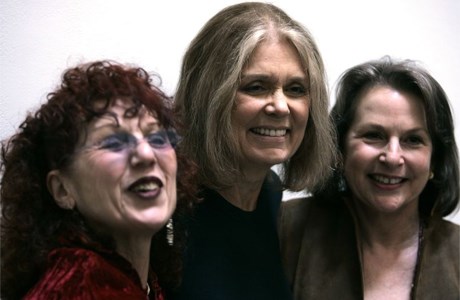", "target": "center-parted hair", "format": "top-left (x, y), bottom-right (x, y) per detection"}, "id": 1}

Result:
top-left (175, 2), bottom-right (336, 192)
